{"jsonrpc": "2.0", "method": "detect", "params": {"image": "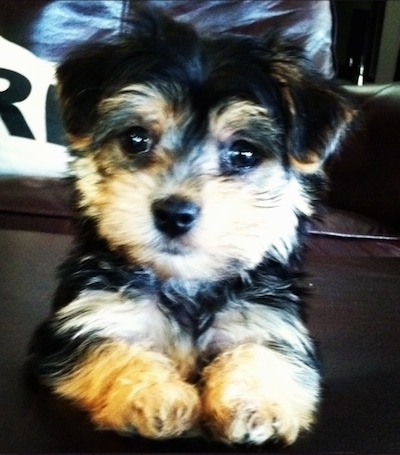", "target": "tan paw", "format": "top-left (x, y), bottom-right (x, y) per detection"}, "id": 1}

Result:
top-left (55, 344), bottom-right (200, 439)
top-left (203, 386), bottom-right (300, 444)
top-left (202, 344), bottom-right (319, 445)
top-left (105, 377), bottom-right (201, 439)
top-left (92, 357), bottom-right (201, 439)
